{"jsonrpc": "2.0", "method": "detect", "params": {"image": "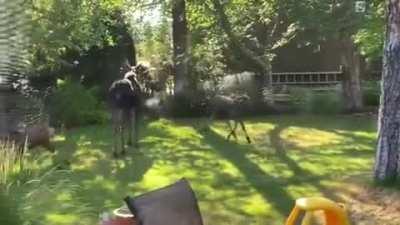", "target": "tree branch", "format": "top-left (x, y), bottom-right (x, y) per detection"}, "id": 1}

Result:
top-left (211, 0), bottom-right (269, 73)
